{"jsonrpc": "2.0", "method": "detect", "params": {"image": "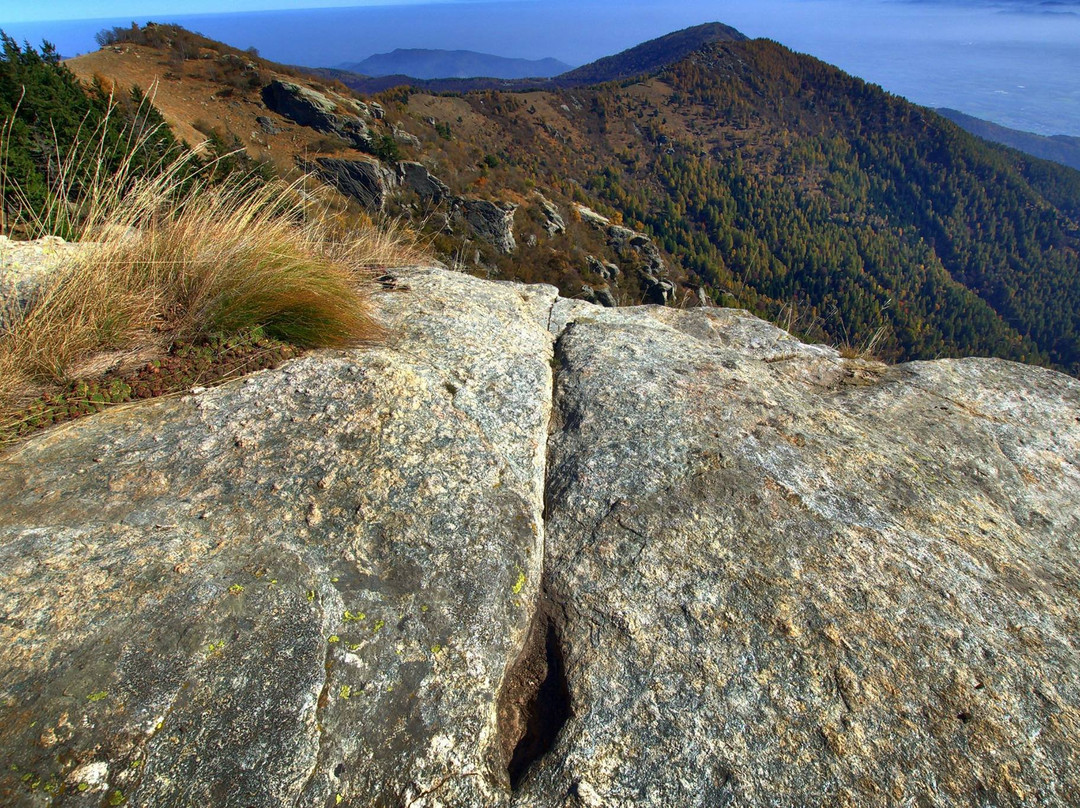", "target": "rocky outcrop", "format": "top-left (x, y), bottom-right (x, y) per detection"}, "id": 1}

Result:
top-left (261, 80), bottom-right (372, 150)
top-left (312, 158), bottom-right (398, 210)
top-left (2, 267), bottom-right (1079, 806)
top-left (0, 268), bottom-right (556, 808)
top-left (391, 124), bottom-right (422, 148)
top-left (397, 161), bottom-right (450, 201)
top-left (574, 204), bottom-right (671, 301)
top-left (578, 283), bottom-right (617, 308)
top-left (536, 195), bottom-right (565, 237)
top-left (254, 115), bottom-right (281, 135)
top-left (456, 198), bottom-right (518, 254)
top-left (585, 255), bottom-right (619, 281)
